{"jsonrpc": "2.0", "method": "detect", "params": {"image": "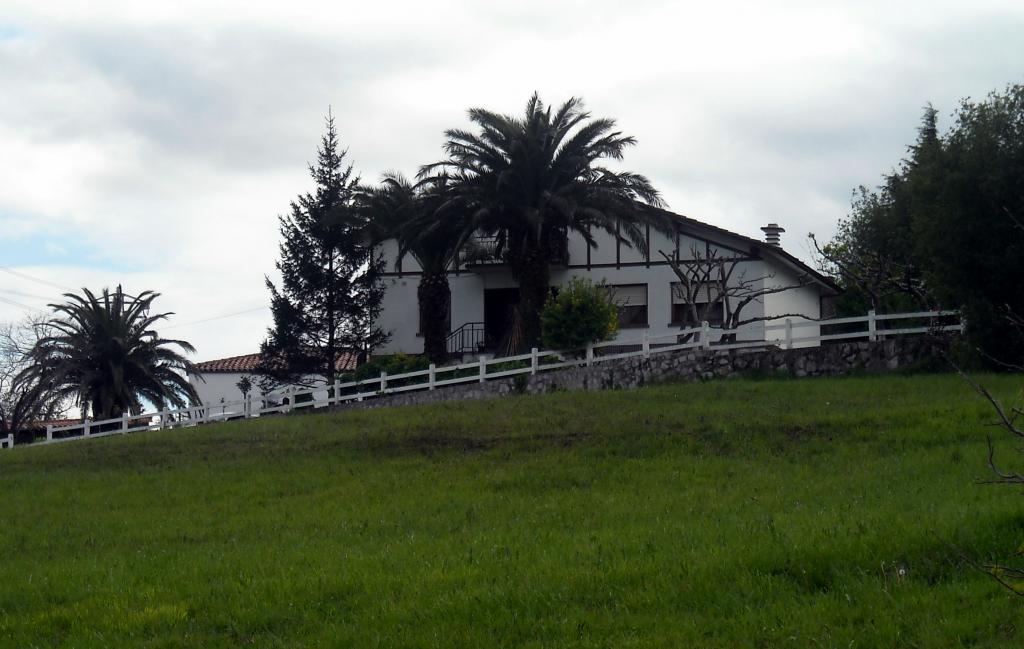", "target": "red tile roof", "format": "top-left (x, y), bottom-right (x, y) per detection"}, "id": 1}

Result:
top-left (1, 413), bottom-right (81, 429)
top-left (191, 352), bottom-right (358, 374)
top-left (30, 418), bottom-right (82, 429)
top-left (192, 353), bottom-right (262, 373)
